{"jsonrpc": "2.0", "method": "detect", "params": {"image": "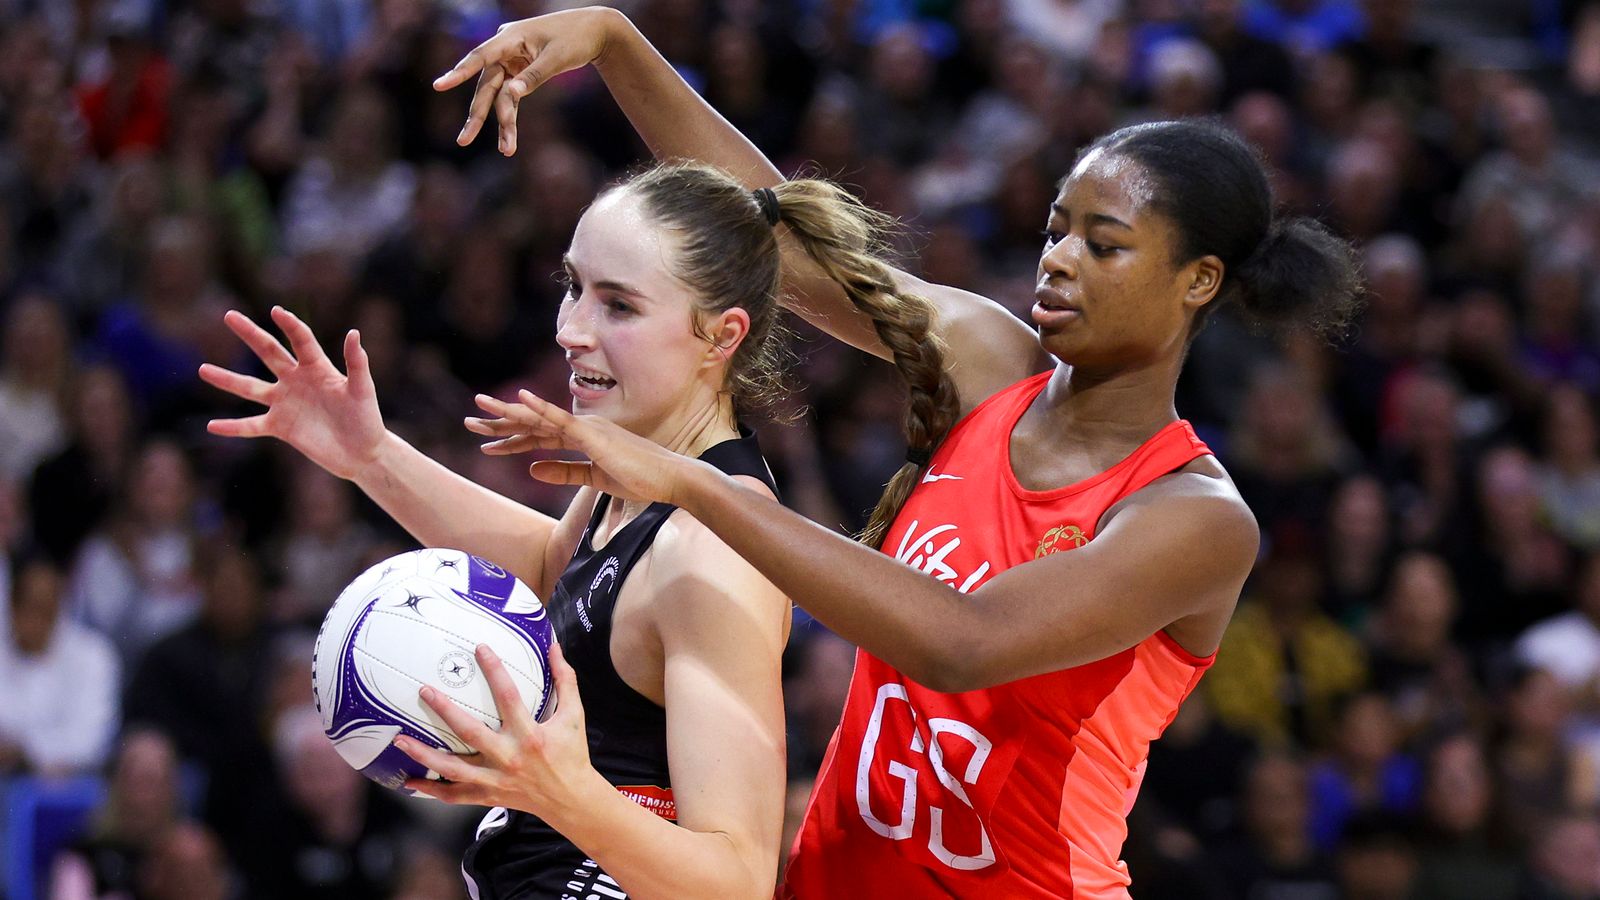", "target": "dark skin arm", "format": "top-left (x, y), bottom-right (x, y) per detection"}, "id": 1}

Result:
top-left (473, 392), bottom-right (1259, 691)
